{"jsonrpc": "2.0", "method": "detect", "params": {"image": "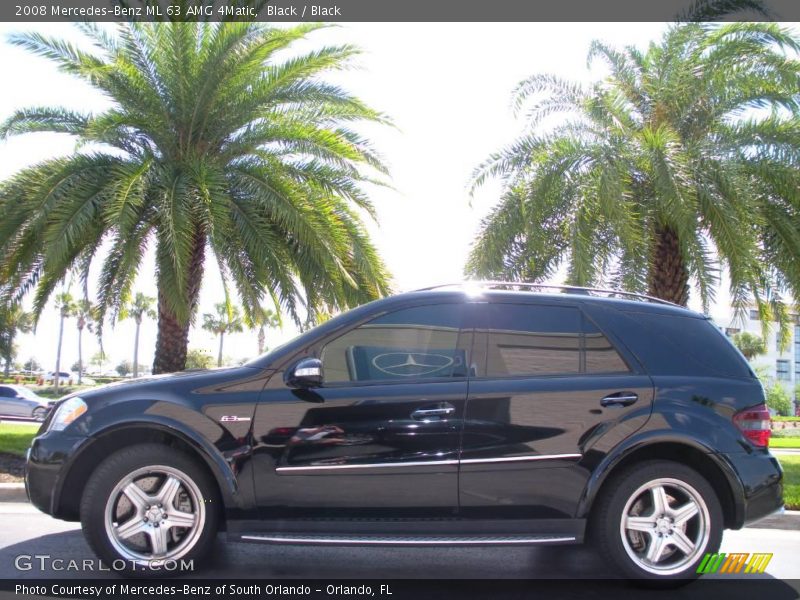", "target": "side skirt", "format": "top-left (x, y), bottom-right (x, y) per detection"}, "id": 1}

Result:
top-left (228, 518), bottom-right (585, 546)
